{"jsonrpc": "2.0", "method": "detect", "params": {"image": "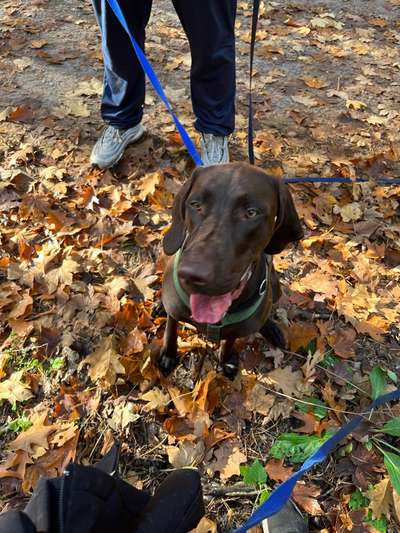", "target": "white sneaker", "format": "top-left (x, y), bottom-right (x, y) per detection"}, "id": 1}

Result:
top-left (90, 123), bottom-right (145, 169)
top-left (200, 133), bottom-right (229, 166)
